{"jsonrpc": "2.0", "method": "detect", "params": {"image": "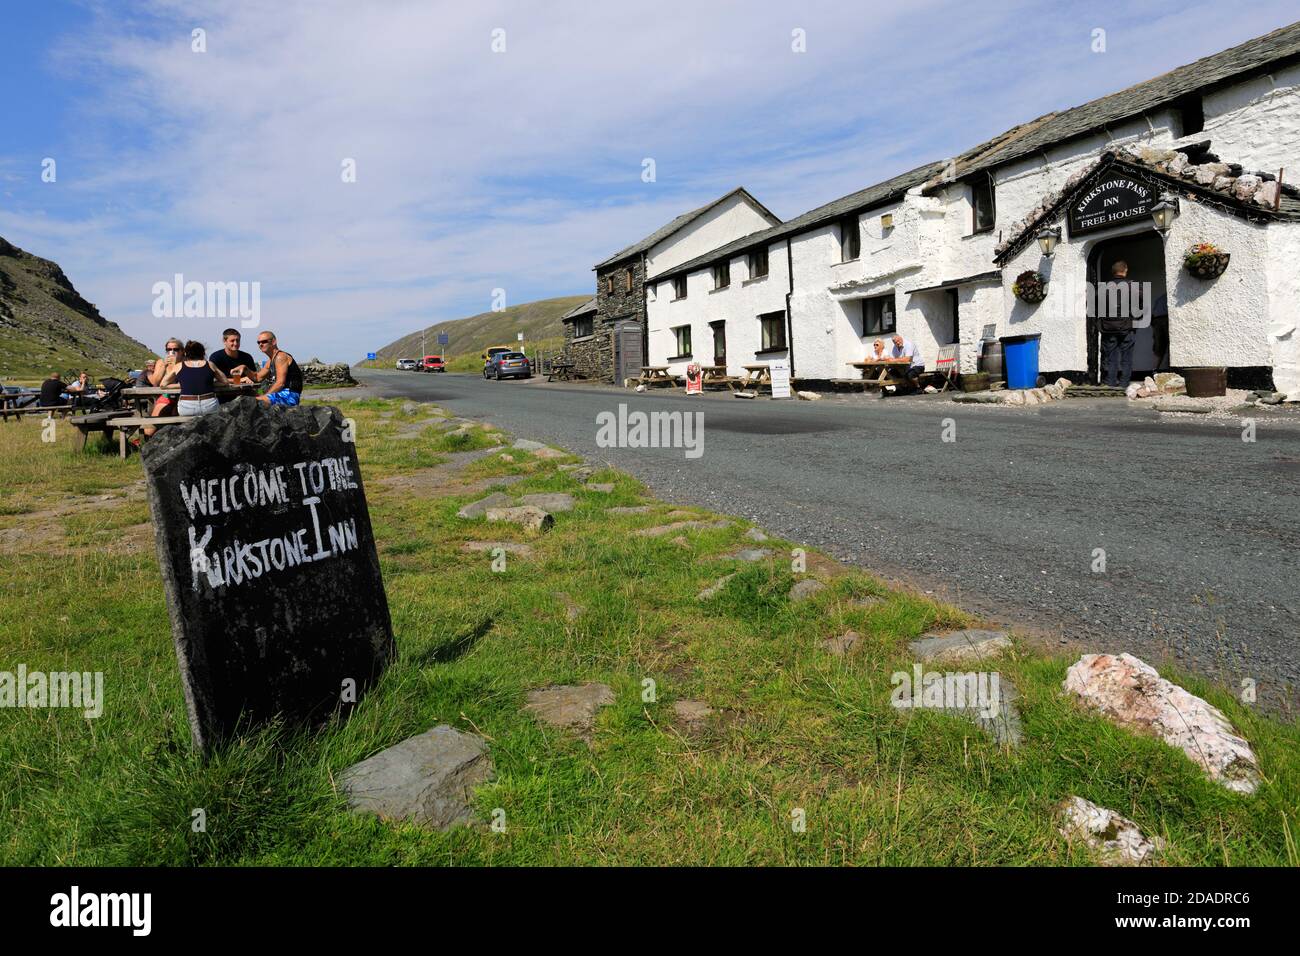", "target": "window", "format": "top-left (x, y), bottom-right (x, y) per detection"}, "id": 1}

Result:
top-left (1174, 94), bottom-right (1204, 136)
top-left (758, 311), bottom-right (787, 351)
top-left (710, 320), bottom-right (726, 365)
top-left (971, 176), bottom-right (995, 234)
top-left (838, 215), bottom-right (860, 261)
top-left (604, 275), bottom-right (613, 294)
top-left (625, 268), bottom-right (633, 292)
top-left (862, 294), bottom-right (896, 335)
top-left (672, 275), bottom-right (687, 300)
top-left (713, 261), bottom-right (730, 290)
top-left (573, 315), bottom-right (594, 338)
top-left (748, 248), bottom-right (769, 279)
top-left (671, 324), bottom-right (692, 357)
